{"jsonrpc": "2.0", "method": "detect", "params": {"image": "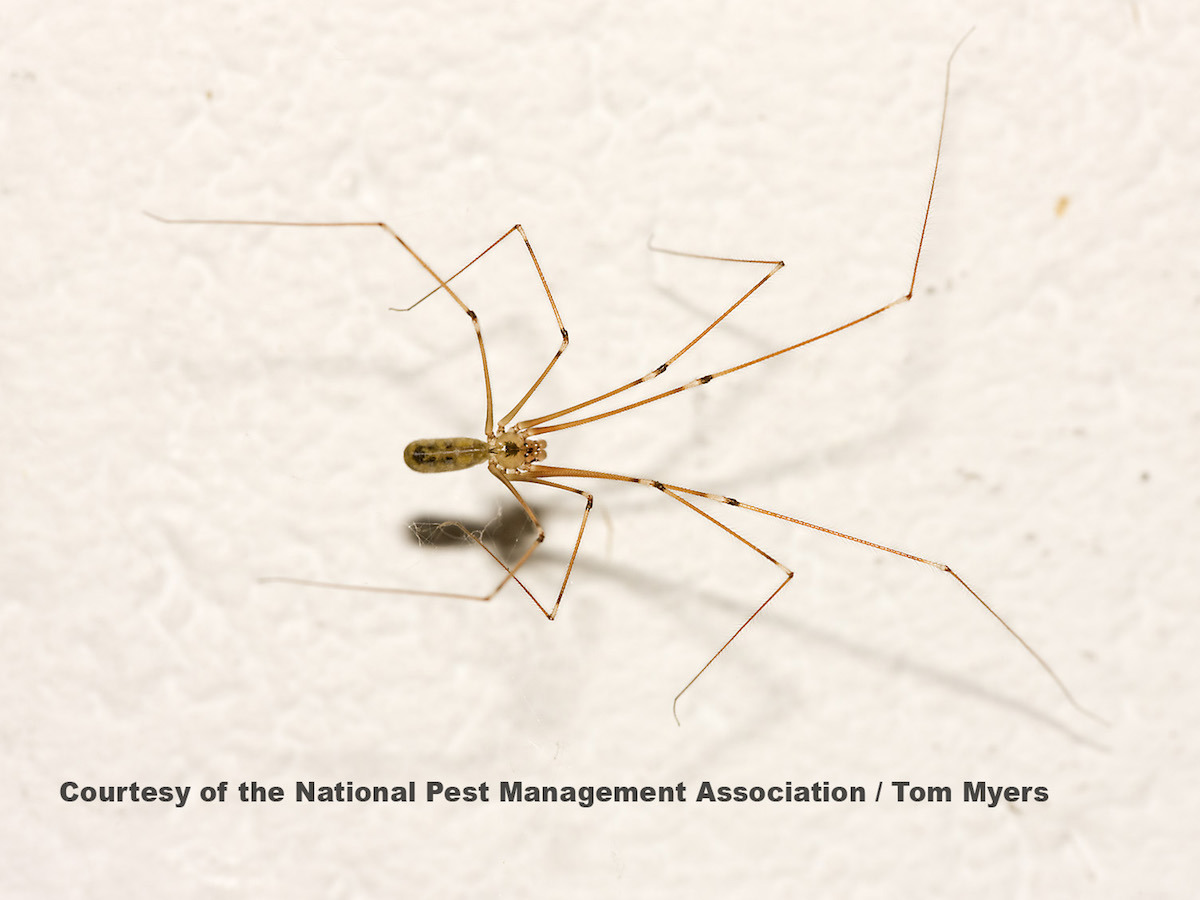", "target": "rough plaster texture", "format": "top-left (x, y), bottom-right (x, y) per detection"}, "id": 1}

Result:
top-left (3, 0), bottom-right (1197, 896)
